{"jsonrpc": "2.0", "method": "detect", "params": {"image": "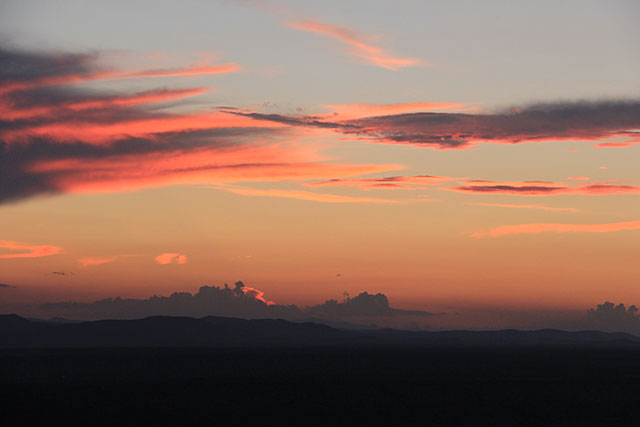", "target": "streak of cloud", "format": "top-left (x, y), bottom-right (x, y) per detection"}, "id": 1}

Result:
top-left (0, 240), bottom-right (63, 259)
top-left (288, 20), bottom-right (421, 70)
top-left (466, 202), bottom-right (579, 213)
top-left (222, 187), bottom-right (400, 204)
top-left (448, 181), bottom-right (640, 196)
top-left (472, 220), bottom-right (640, 238)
